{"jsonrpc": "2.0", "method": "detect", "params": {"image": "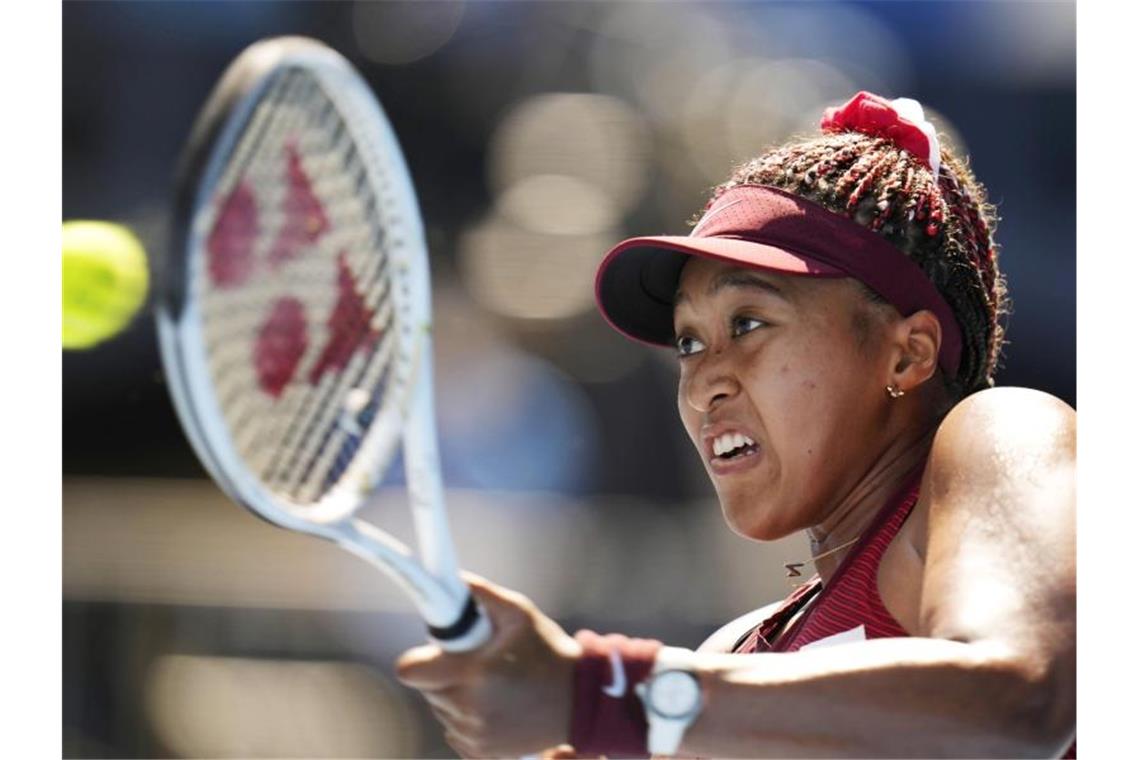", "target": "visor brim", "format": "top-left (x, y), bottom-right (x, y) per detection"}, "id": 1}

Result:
top-left (594, 235), bottom-right (845, 347)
